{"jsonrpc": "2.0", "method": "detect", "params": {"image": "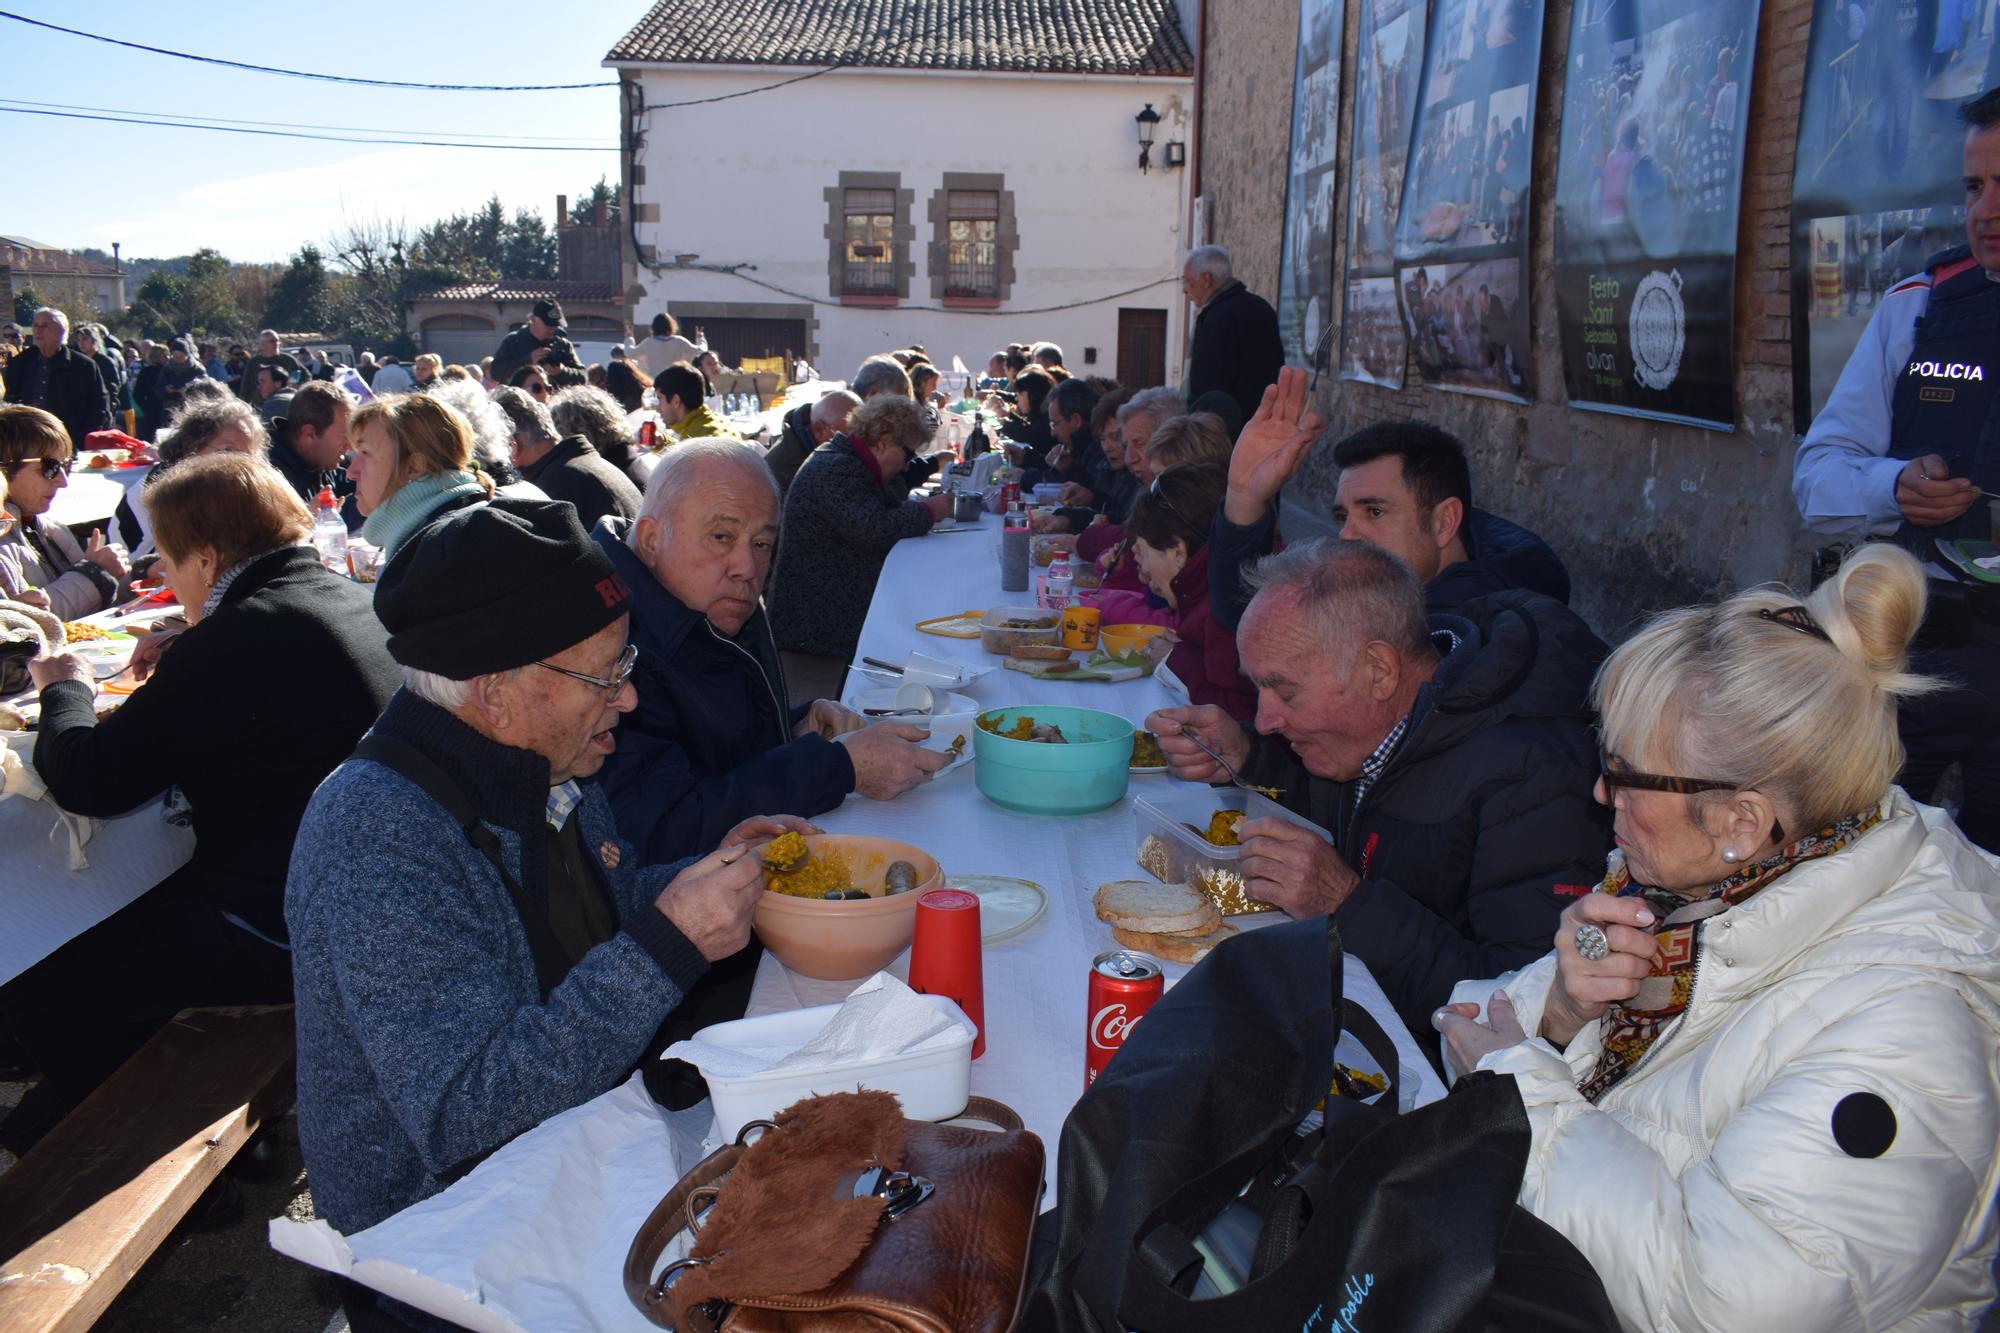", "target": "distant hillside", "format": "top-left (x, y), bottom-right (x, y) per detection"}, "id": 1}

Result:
top-left (73, 248), bottom-right (189, 290)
